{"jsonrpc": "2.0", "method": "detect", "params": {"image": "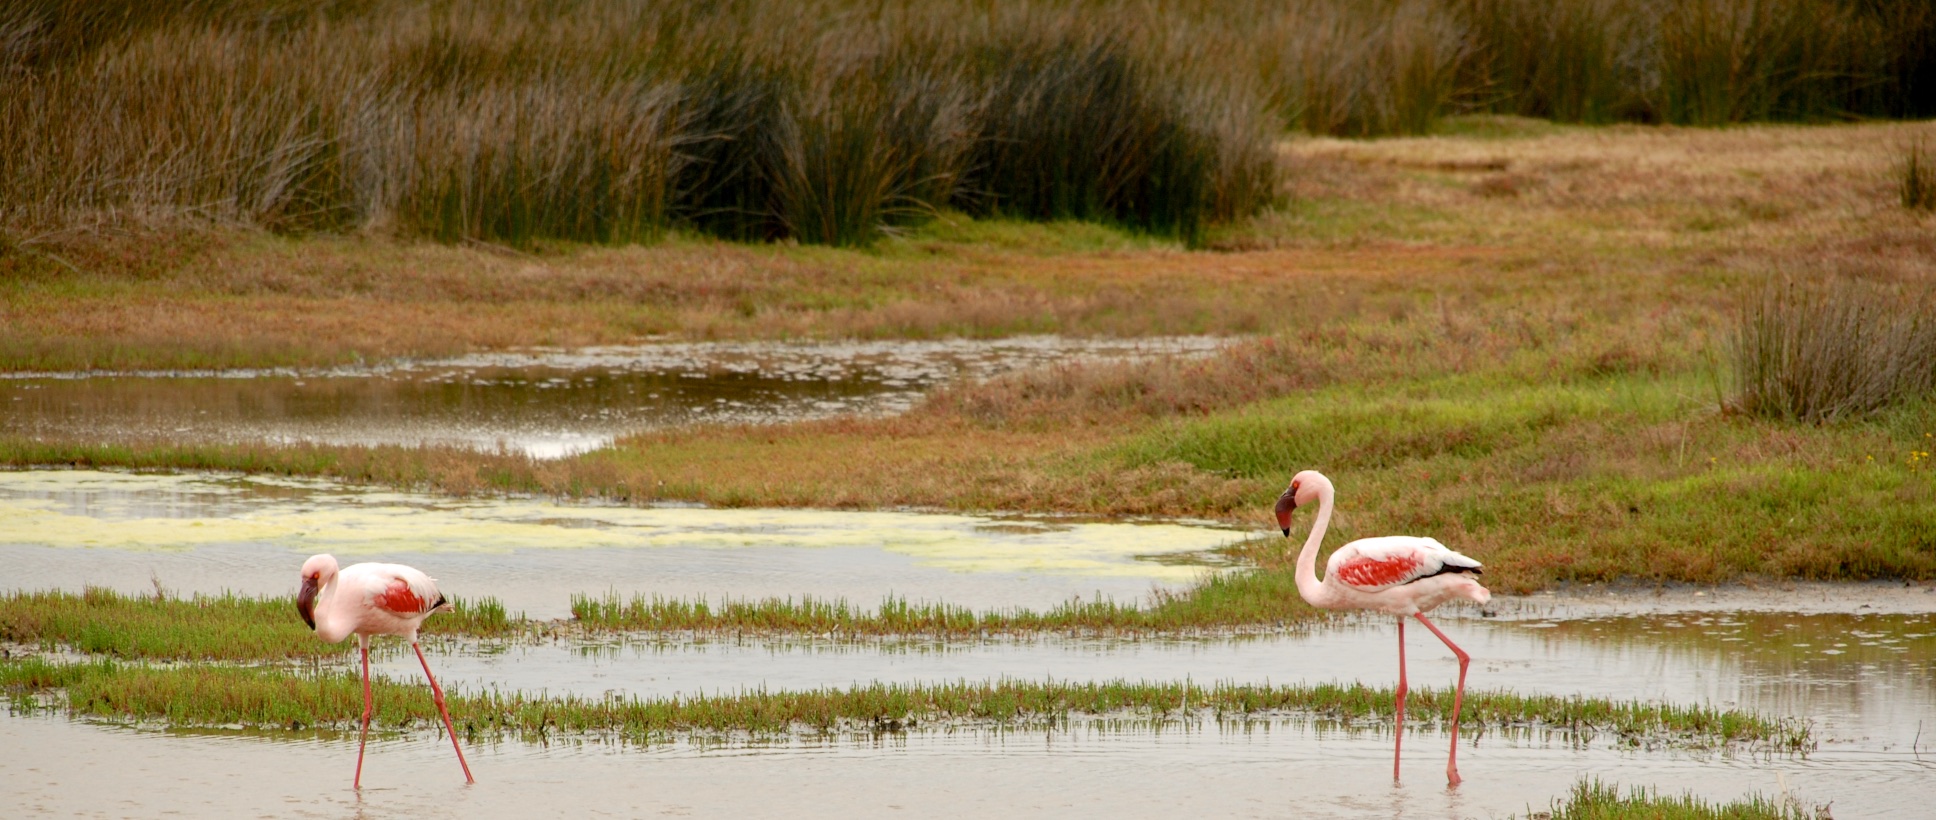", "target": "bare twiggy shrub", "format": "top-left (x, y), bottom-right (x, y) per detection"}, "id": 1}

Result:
top-left (1729, 277), bottom-right (1936, 423)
